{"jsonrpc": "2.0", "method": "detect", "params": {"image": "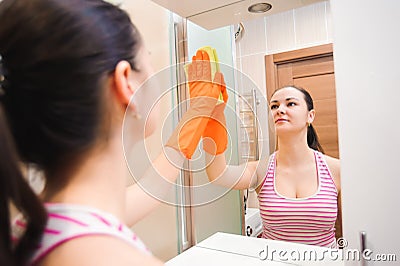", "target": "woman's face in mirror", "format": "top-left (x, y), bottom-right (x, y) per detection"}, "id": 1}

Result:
top-left (269, 87), bottom-right (313, 135)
